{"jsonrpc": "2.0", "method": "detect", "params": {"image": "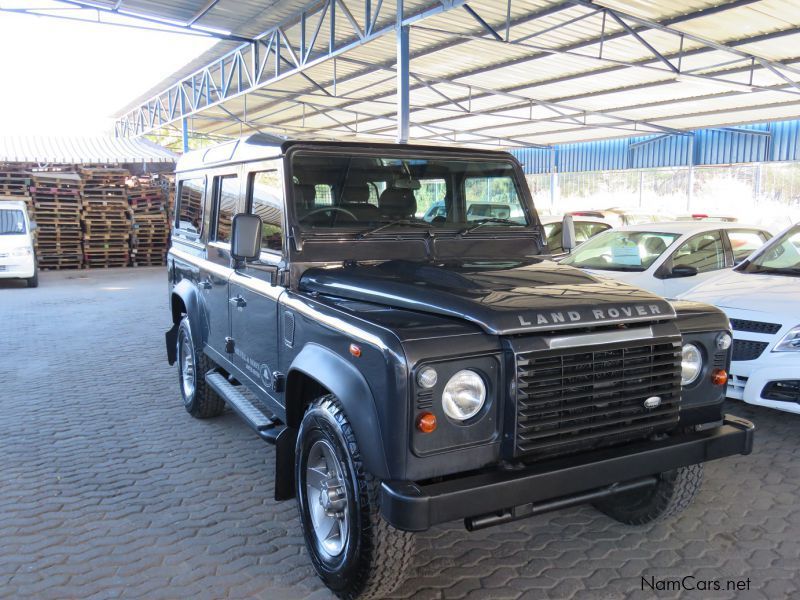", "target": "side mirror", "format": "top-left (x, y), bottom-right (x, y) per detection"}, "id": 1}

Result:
top-left (231, 213), bottom-right (262, 262)
top-left (561, 215), bottom-right (576, 253)
top-left (669, 265), bottom-right (698, 278)
top-left (29, 220), bottom-right (37, 231)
